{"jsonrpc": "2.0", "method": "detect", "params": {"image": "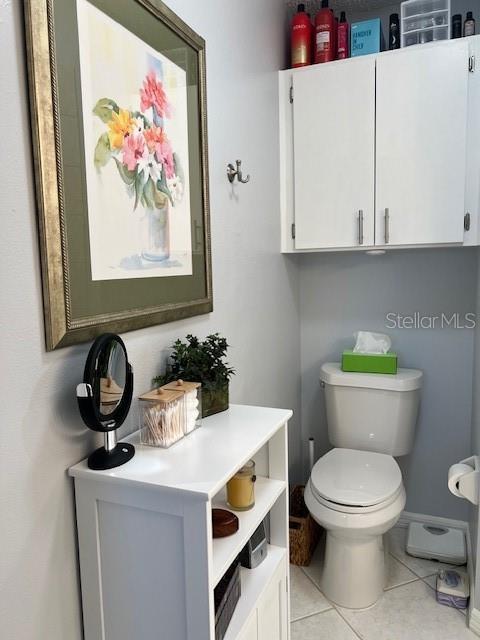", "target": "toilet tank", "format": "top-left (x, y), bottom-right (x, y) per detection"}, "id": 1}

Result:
top-left (320, 363), bottom-right (423, 456)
